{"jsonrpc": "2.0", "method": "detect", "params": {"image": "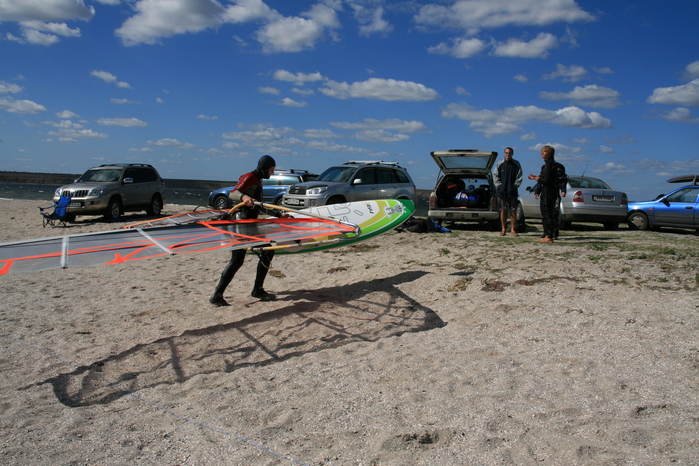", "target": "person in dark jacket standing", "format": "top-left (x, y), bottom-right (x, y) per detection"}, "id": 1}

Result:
top-left (210, 155), bottom-right (285, 306)
top-left (493, 147), bottom-right (523, 236)
top-left (528, 145), bottom-right (567, 243)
